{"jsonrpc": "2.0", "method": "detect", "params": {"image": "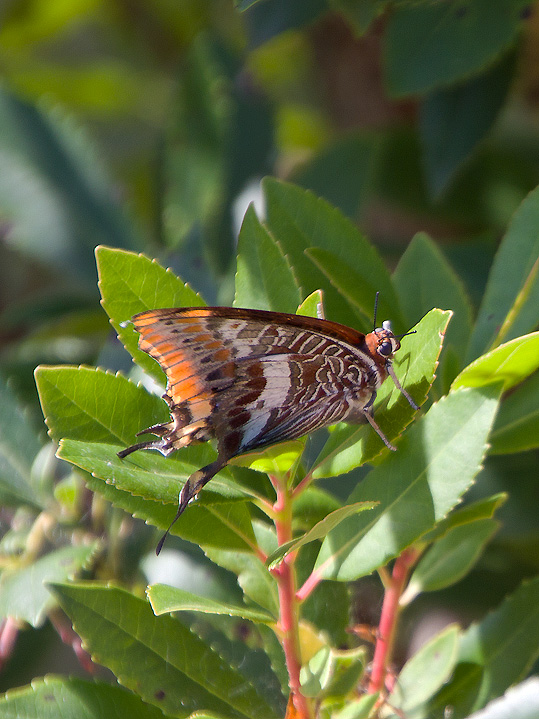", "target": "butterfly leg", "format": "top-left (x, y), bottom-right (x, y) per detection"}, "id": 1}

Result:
top-left (362, 410), bottom-right (397, 451)
top-left (360, 394), bottom-right (397, 451)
